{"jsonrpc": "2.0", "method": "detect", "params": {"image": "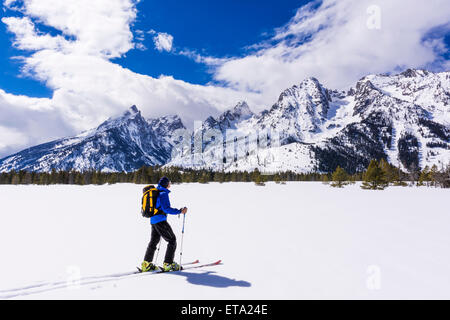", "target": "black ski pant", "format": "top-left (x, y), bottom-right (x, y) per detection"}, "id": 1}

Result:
top-left (144, 220), bottom-right (177, 264)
